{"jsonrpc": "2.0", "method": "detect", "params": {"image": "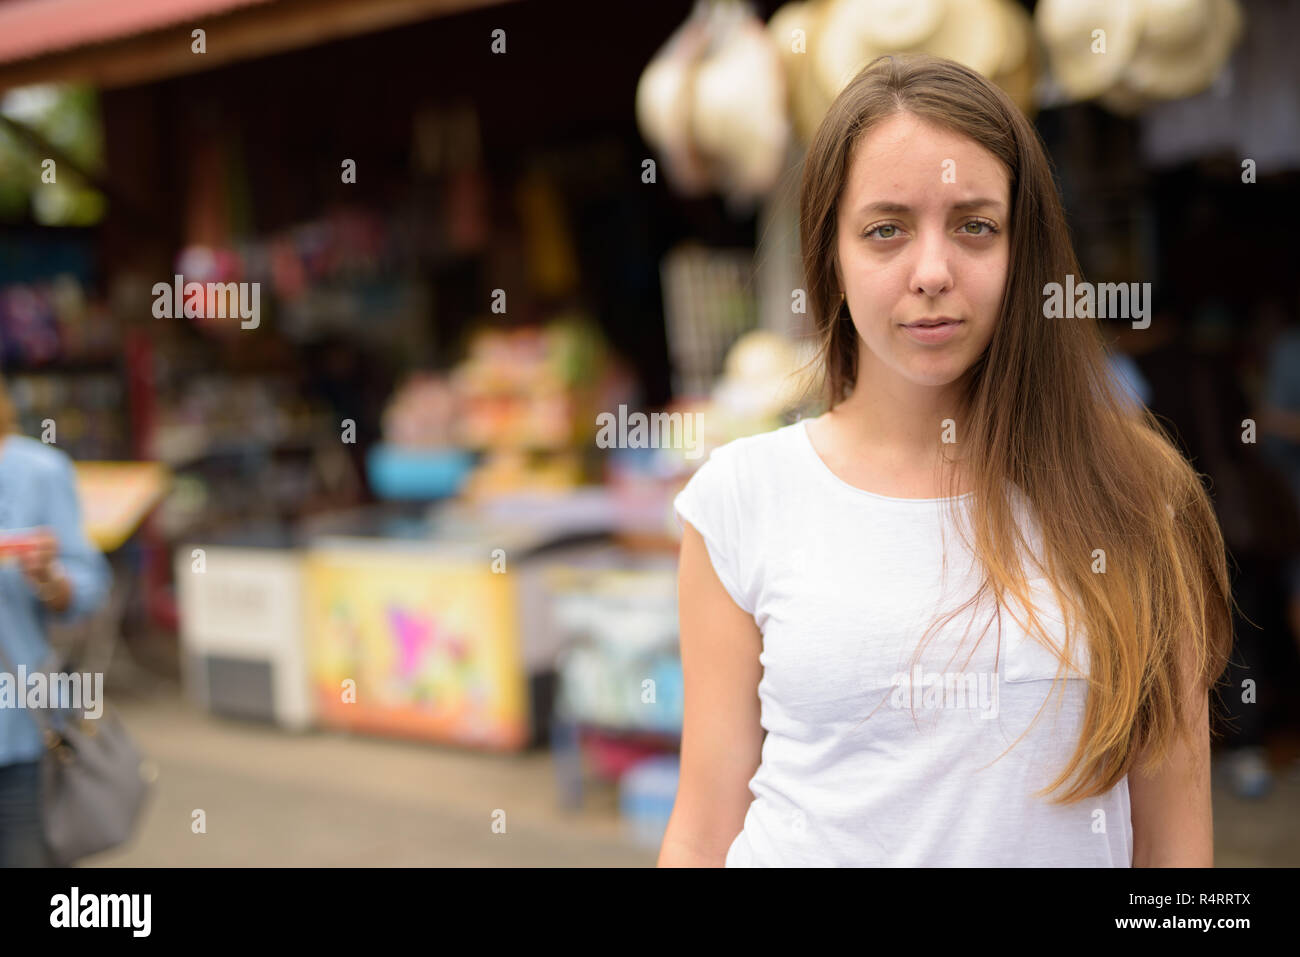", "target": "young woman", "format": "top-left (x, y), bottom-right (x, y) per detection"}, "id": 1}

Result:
top-left (659, 54), bottom-right (1233, 867)
top-left (0, 377), bottom-right (111, 867)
